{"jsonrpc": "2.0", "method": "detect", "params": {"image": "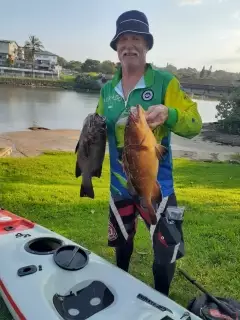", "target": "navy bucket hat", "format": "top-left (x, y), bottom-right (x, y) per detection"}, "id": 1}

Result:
top-left (110, 10), bottom-right (154, 51)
